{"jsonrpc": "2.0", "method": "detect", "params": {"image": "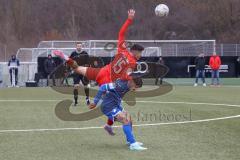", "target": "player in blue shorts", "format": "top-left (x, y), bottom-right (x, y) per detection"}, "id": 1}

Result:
top-left (89, 77), bottom-right (147, 151)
